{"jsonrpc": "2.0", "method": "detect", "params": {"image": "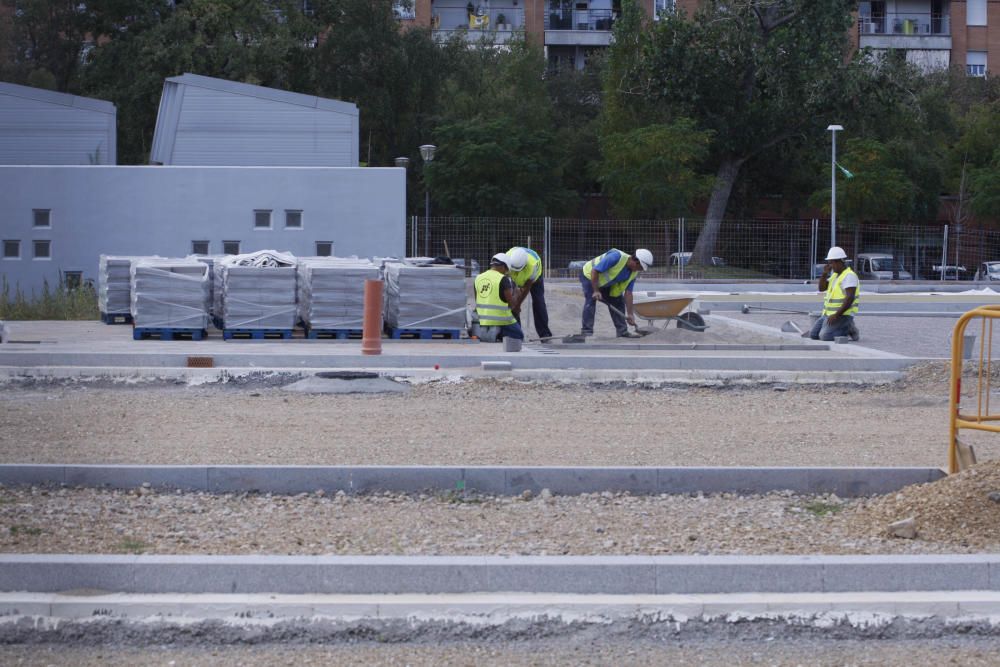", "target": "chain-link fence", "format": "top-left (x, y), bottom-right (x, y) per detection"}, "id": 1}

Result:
top-left (408, 216), bottom-right (1000, 281)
